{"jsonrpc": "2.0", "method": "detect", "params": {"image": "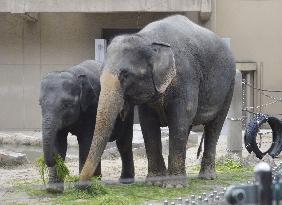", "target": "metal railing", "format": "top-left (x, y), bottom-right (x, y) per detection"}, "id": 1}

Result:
top-left (225, 162), bottom-right (282, 205)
